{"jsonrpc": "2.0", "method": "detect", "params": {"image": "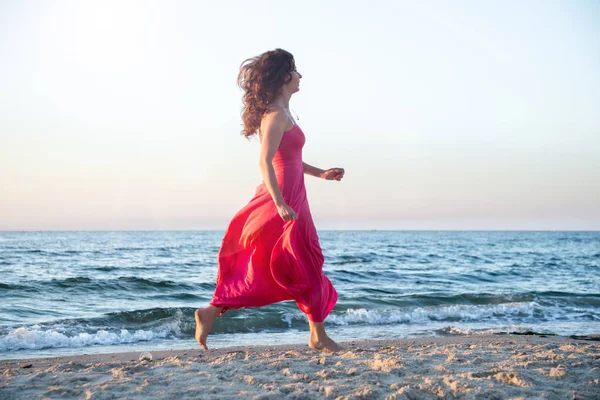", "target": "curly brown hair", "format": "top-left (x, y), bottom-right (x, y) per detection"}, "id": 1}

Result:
top-left (237, 49), bottom-right (295, 138)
